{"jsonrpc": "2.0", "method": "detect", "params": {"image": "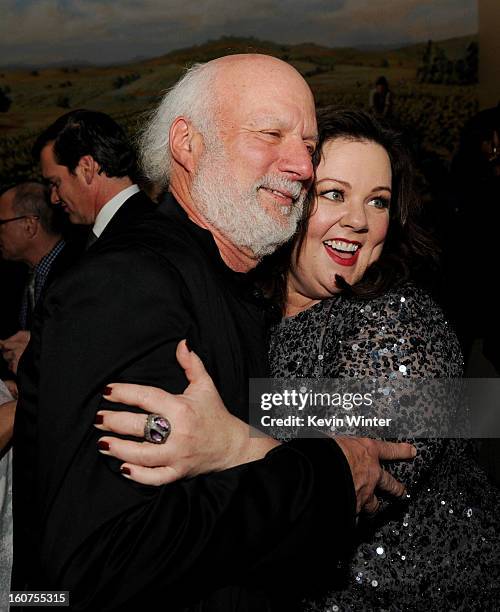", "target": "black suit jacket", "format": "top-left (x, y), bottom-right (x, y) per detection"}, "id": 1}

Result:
top-left (13, 191), bottom-right (355, 610)
top-left (43, 234), bottom-right (87, 292)
top-left (0, 235), bottom-right (85, 379)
